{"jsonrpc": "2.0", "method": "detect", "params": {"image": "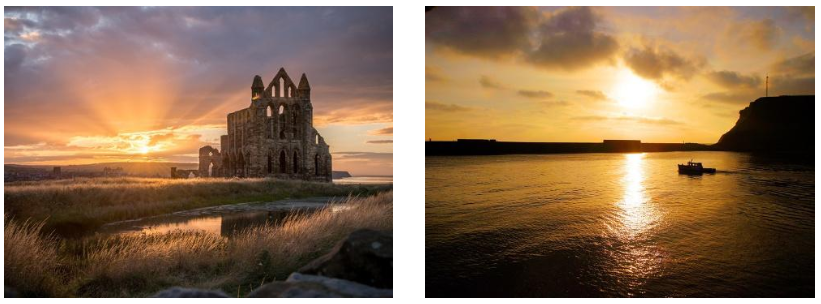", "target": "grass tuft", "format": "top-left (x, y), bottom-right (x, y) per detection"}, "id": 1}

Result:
top-left (4, 215), bottom-right (65, 297)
